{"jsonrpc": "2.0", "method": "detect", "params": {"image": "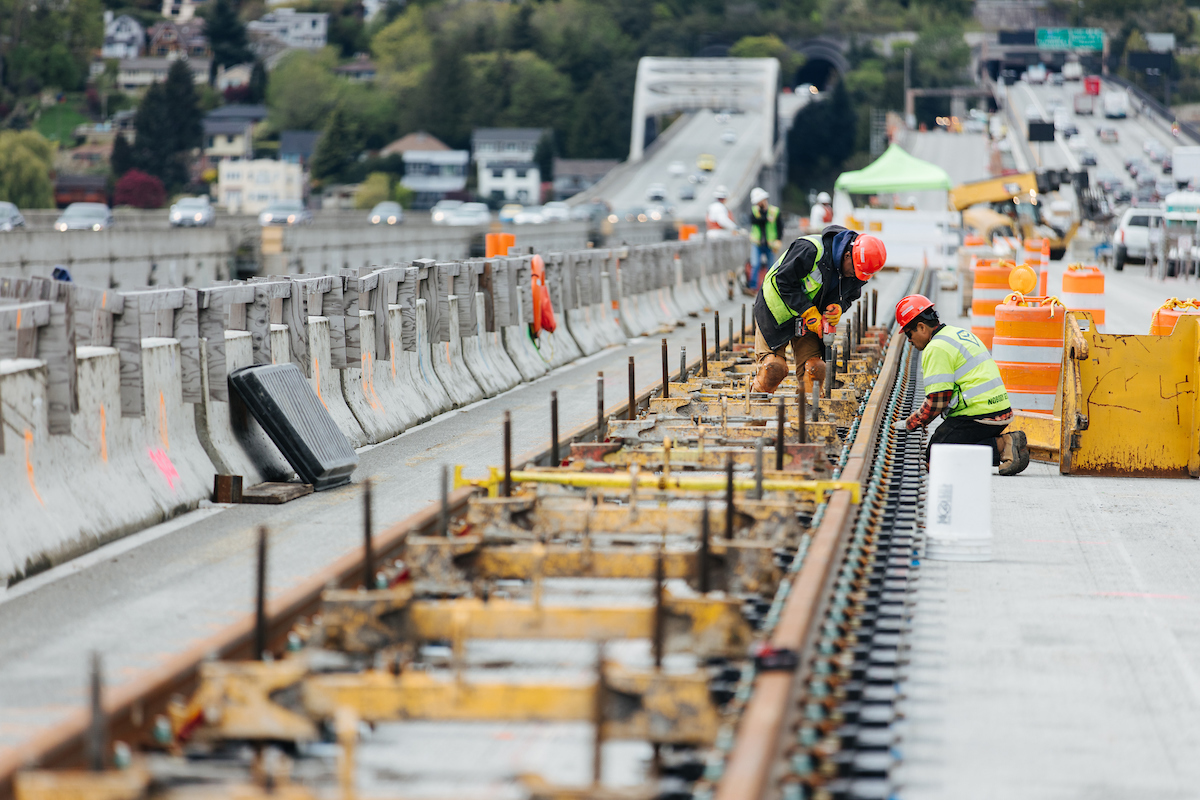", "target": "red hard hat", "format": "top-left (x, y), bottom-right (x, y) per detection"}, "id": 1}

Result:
top-left (851, 235), bottom-right (886, 280)
top-left (895, 294), bottom-right (935, 329)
